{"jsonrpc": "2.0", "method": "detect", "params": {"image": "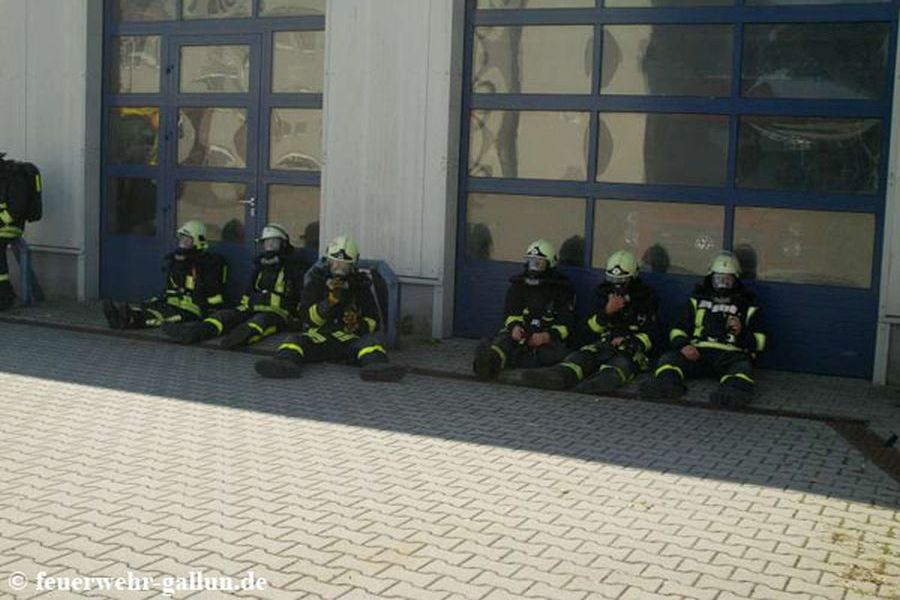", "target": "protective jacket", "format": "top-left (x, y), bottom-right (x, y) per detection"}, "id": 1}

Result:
top-left (669, 276), bottom-right (766, 355)
top-left (502, 269), bottom-right (576, 344)
top-left (585, 278), bottom-right (659, 355)
top-left (161, 250), bottom-right (228, 318)
top-left (302, 265), bottom-right (381, 336)
top-left (238, 252), bottom-right (307, 321)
